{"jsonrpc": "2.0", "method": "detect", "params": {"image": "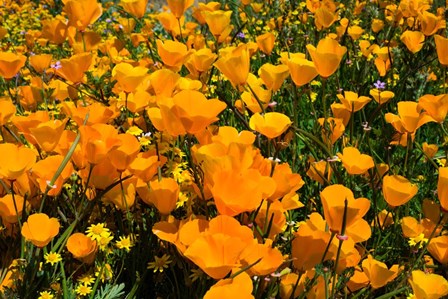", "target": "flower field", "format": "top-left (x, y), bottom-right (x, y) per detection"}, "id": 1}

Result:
top-left (1, 0), bottom-right (448, 298)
